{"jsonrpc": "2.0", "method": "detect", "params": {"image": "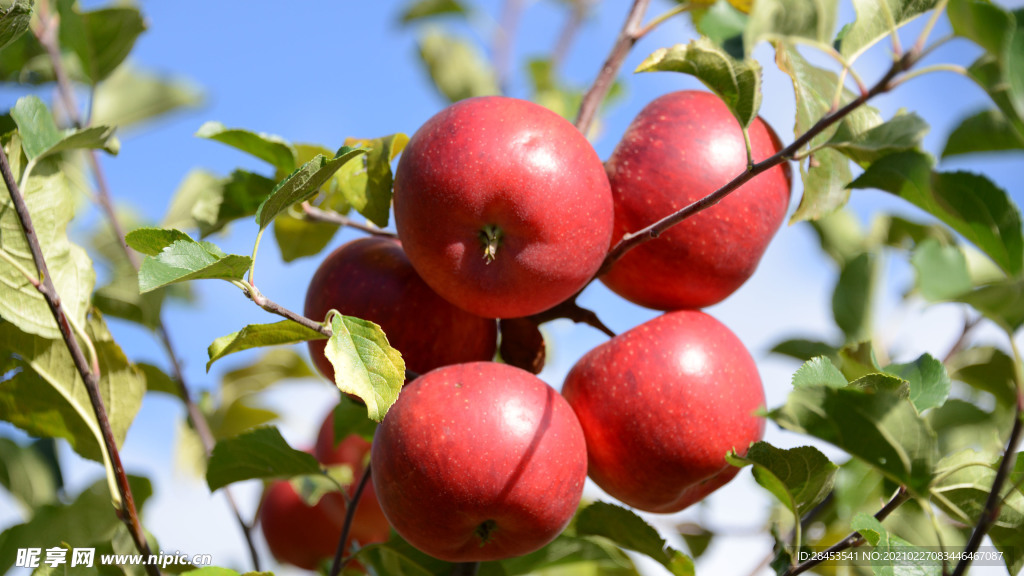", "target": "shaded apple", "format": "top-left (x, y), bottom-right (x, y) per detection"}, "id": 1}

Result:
top-left (601, 90), bottom-right (791, 310)
top-left (304, 236), bottom-right (497, 380)
top-left (314, 408), bottom-right (391, 546)
top-left (371, 362), bottom-right (587, 561)
top-left (561, 310), bottom-right (765, 513)
top-left (393, 96), bottom-right (614, 318)
top-left (259, 480), bottom-right (343, 571)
